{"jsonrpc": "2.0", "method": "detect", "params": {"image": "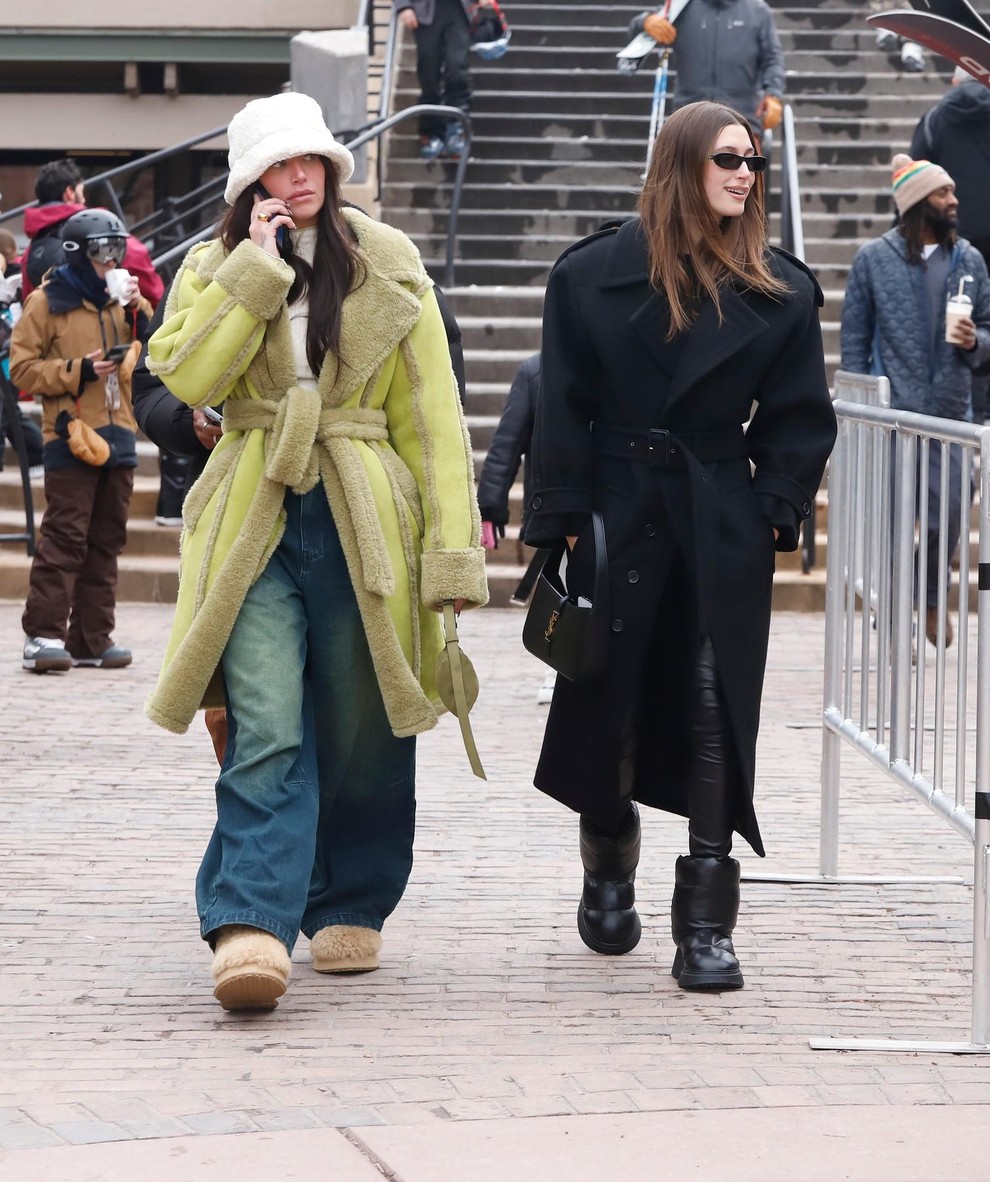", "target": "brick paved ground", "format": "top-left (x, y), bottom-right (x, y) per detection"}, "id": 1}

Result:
top-left (1, 602), bottom-right (988, 1165)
